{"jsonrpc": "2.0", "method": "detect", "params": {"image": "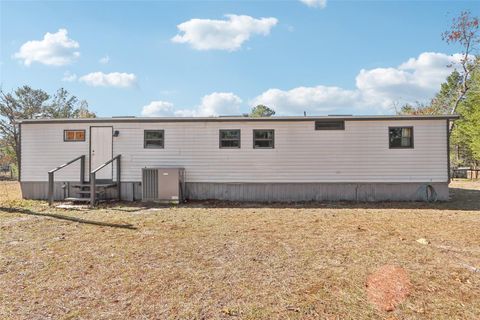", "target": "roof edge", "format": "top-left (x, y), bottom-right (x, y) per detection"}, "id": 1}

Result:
top-left (16, 114), bottom-right (460, 124)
